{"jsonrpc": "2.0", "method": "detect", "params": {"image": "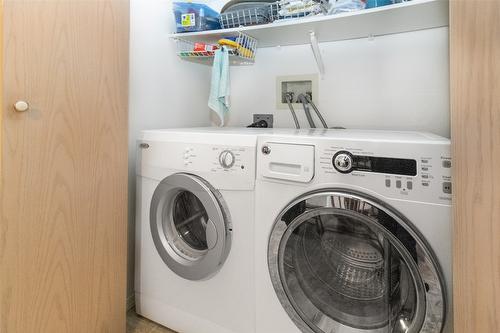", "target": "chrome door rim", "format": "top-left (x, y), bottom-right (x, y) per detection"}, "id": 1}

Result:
top-left (268, 189), bottom-right (446, 333)
top-left (150, 173), bottom-right (232, 281)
